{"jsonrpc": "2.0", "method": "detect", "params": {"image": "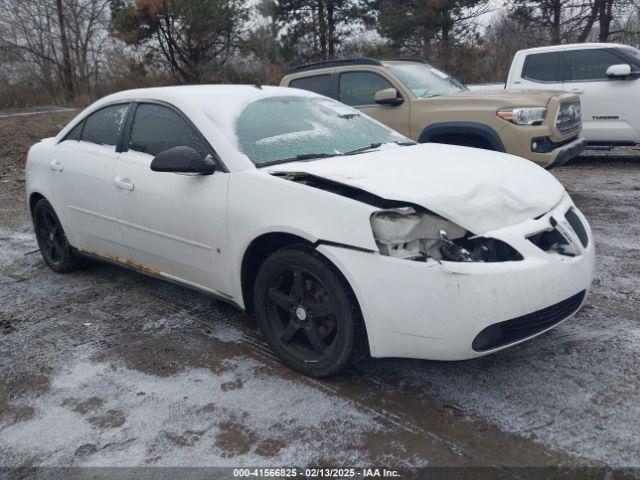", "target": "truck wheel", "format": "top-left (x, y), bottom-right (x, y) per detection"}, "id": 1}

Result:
top-left (33, 199), bottom-right (86, 273)
top-left (253, 246), bottom-right (368, 377)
